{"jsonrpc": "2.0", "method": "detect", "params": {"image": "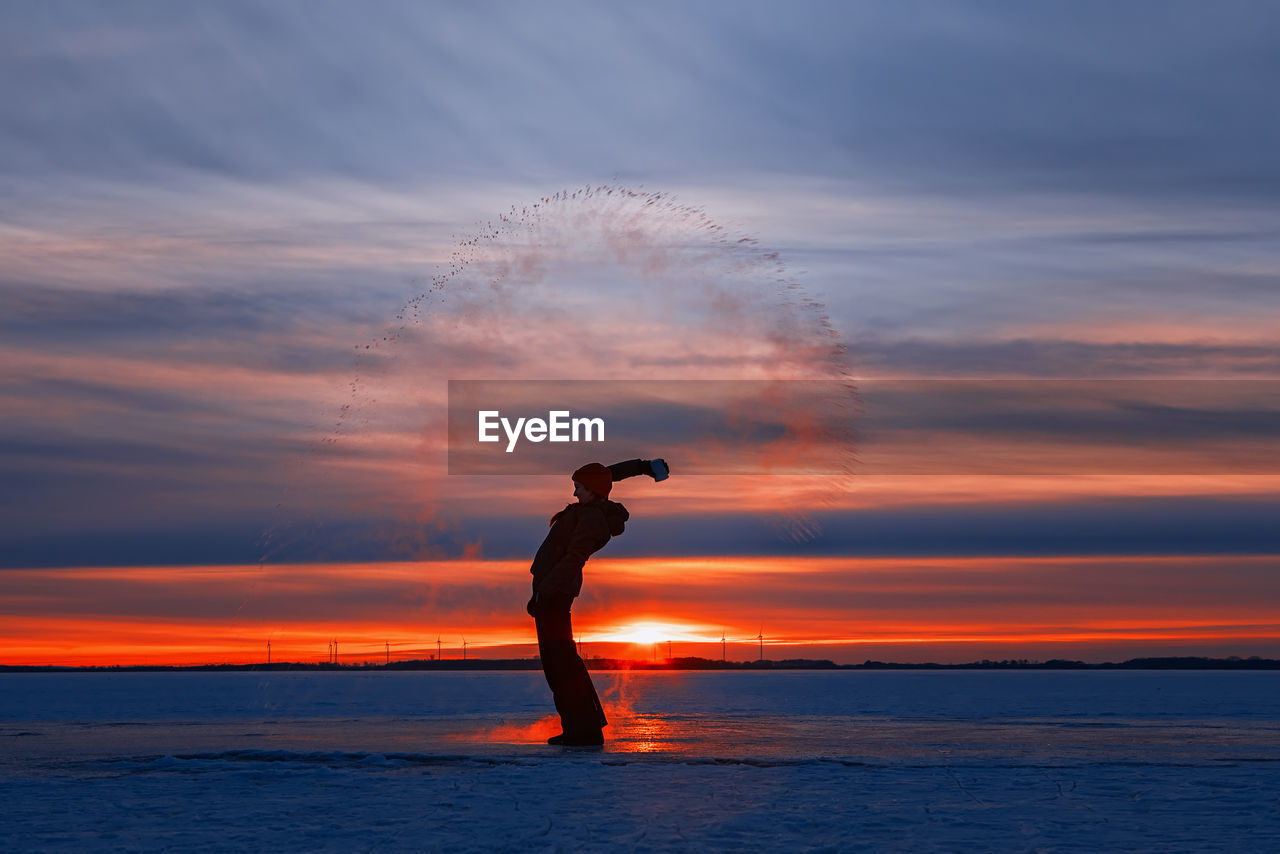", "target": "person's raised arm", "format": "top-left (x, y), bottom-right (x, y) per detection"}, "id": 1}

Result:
top-left (608, 459), bottom-right (670, 482)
